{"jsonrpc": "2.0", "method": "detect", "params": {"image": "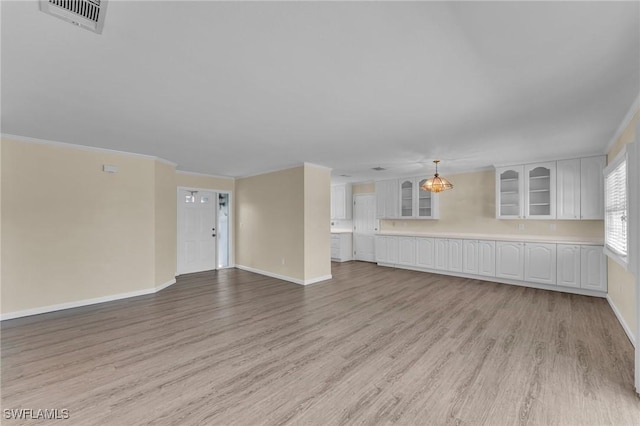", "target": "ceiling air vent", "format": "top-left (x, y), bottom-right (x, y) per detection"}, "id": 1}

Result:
top-left (39, 0), bottom-right (108, 34)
